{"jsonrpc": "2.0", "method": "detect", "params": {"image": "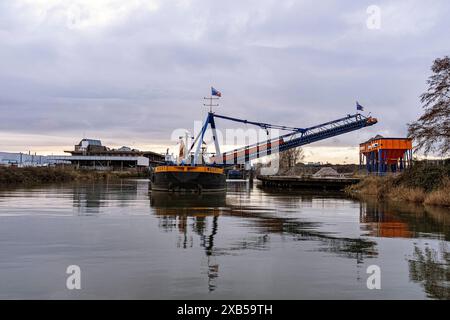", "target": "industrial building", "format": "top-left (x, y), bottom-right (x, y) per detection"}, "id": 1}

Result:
top-left (0, 152), bottom-right (56, 167)
top-left (359, 135), bottom-right (413, 174)
top-left (49, 139), bottom-right (164, 171)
